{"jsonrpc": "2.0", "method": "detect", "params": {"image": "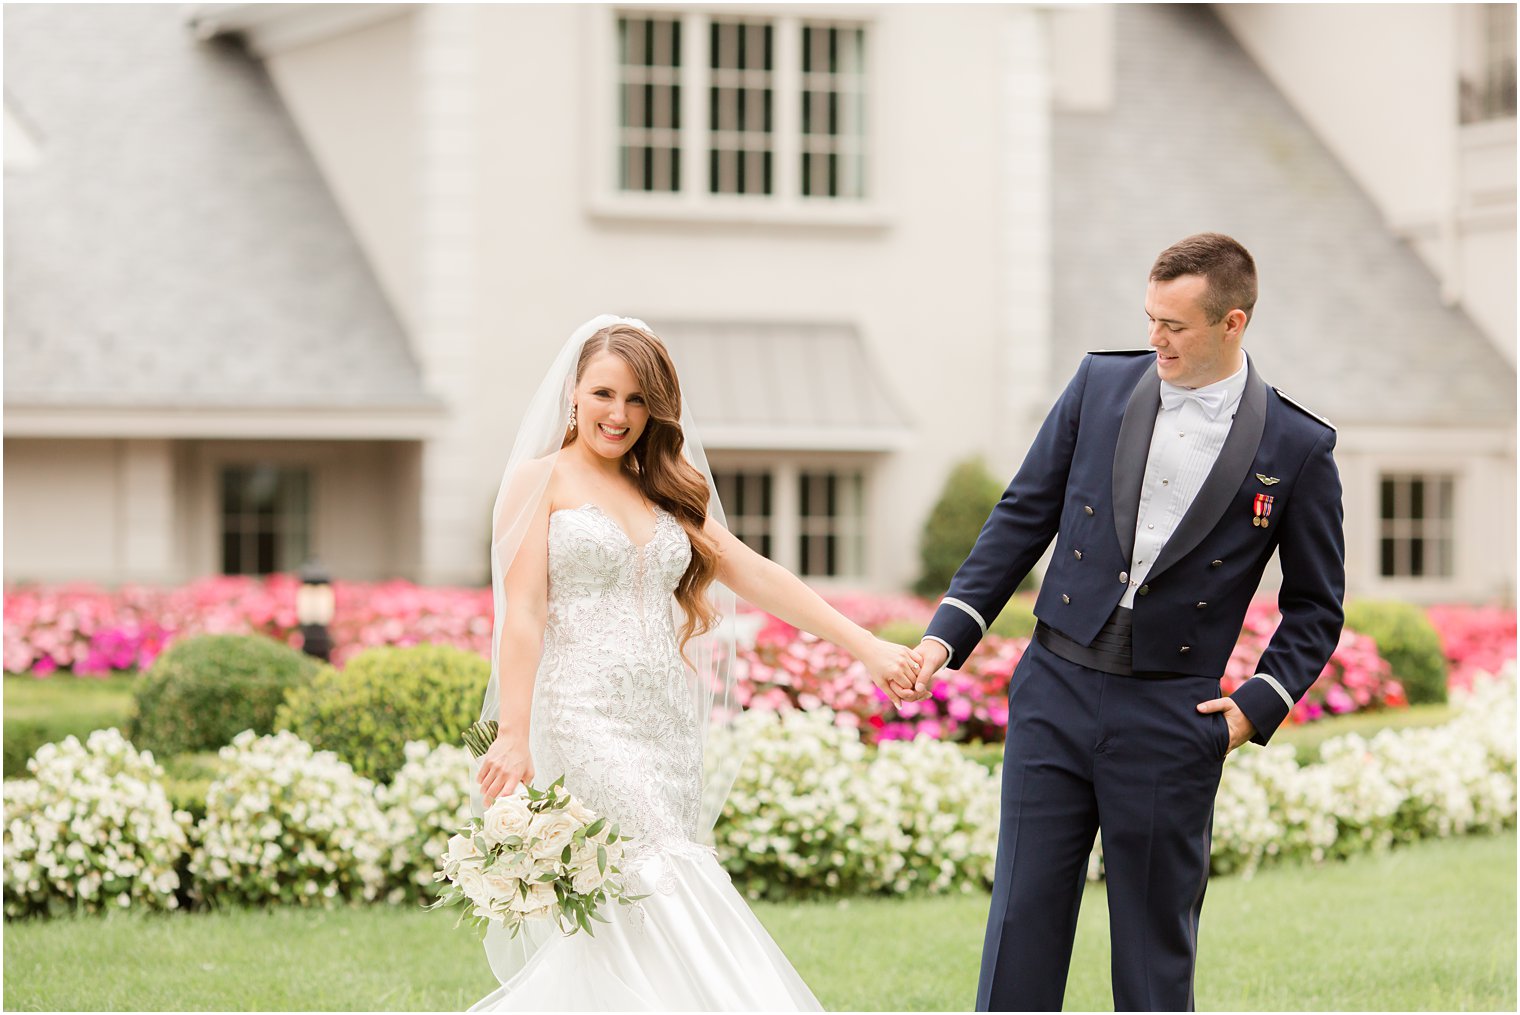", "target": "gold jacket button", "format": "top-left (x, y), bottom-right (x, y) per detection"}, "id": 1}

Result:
top-left (1179, 645), bottom-right (1191, 654)
top-left (1138, 585), bottom-right (1150, 596)
top-left (1074, 549), bottom-right (1083, 560)
top-left (1211, 559), bottom-right (1223, 567)
top-left (1084, 505), bottom-right (1095, 516)
top-left (1118, 571), bottom-right (1128, 584)
top-left (1061, 594), bottom-right (1071, 604)
top-left (1196, 601), bottom-right (1207, 609)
